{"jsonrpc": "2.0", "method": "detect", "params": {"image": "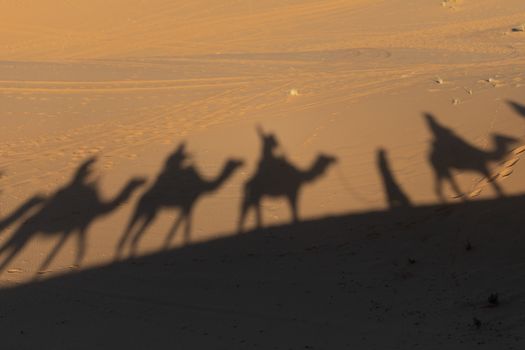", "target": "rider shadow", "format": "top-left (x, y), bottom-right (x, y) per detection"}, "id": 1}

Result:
top-left (0, 157), bottom-right (145, 273)
top-left (238, 126), bottom-right (337, 233)
top-left (116, 142), bottom-right (244, 258)
top-left (376, 148), bottom-right (412, 210)
top-left (424, 113), bottom-right (518, 202)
